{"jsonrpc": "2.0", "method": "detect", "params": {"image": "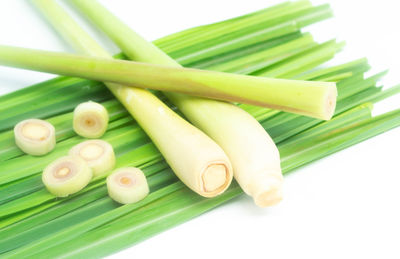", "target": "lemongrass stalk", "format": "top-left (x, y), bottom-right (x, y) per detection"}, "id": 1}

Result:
top-left (0, 42), bottom-right (354, 218)
top-left (68, 0), bottom-right (290, 207)
top-left (32, 0), bottom-right (233, 198)
top-left (1, 37), bottom-right (396, 258)
top-left (0, 53), bottom-right (371, 219)
top-left (0, 7), bottom-right (390, 248)
top-left (0, 45), bottom-right (337, 120)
